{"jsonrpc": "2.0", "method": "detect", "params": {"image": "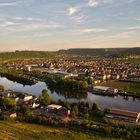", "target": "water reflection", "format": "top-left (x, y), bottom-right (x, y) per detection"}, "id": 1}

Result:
top-left (49, 88), bottom-right (87, 100)
top-left (0, 77), bottom-right (139, 112)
